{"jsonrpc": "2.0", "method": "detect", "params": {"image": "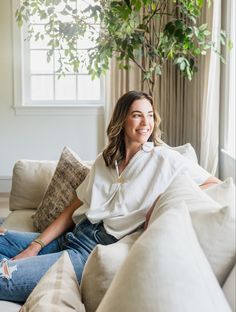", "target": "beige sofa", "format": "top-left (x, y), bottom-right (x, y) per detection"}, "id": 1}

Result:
top-left (1, 146), bottom-right (235, 312)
